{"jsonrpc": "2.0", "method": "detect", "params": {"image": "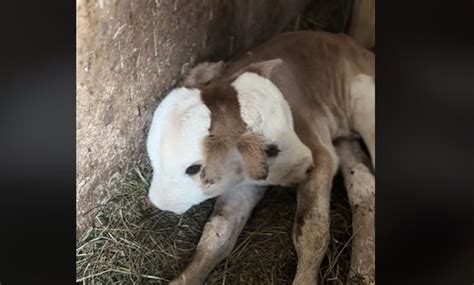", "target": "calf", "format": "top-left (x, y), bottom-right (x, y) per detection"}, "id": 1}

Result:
top-left (146, 31), bottom-right (375, 284)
